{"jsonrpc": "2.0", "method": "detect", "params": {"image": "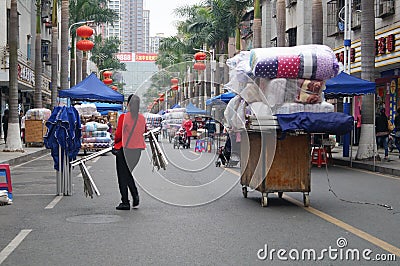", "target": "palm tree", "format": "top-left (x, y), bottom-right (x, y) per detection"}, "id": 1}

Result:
top-left (34, 0), bottom-right (43, 108)
top-left (276, 0), bottom-right (286, 47)
top-left (51, 0), bottom-right (58, 108)
top-left (5, 0), bottom-right (23, 151)
top-left (312, 0), bottom-right (323, 44)
top-left (253, 0), bottom-right (261, 48)
top-left (60, 0), bottom-right (69, 90)
top-left (356, 0), bottom-right (376, 160)
top-left (69, 0), bottom-right (118, 84)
